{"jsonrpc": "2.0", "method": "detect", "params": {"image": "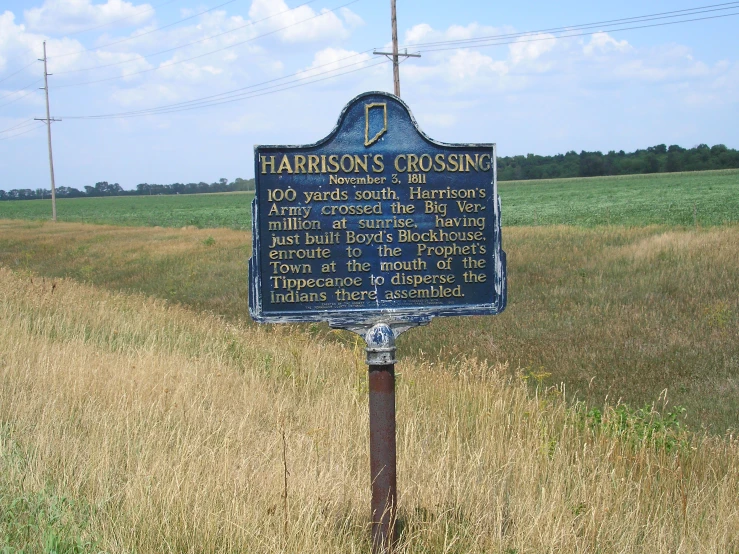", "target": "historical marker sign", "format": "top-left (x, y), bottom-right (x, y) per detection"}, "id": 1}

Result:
top-left (249, 91), bottom-right (506, 327)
